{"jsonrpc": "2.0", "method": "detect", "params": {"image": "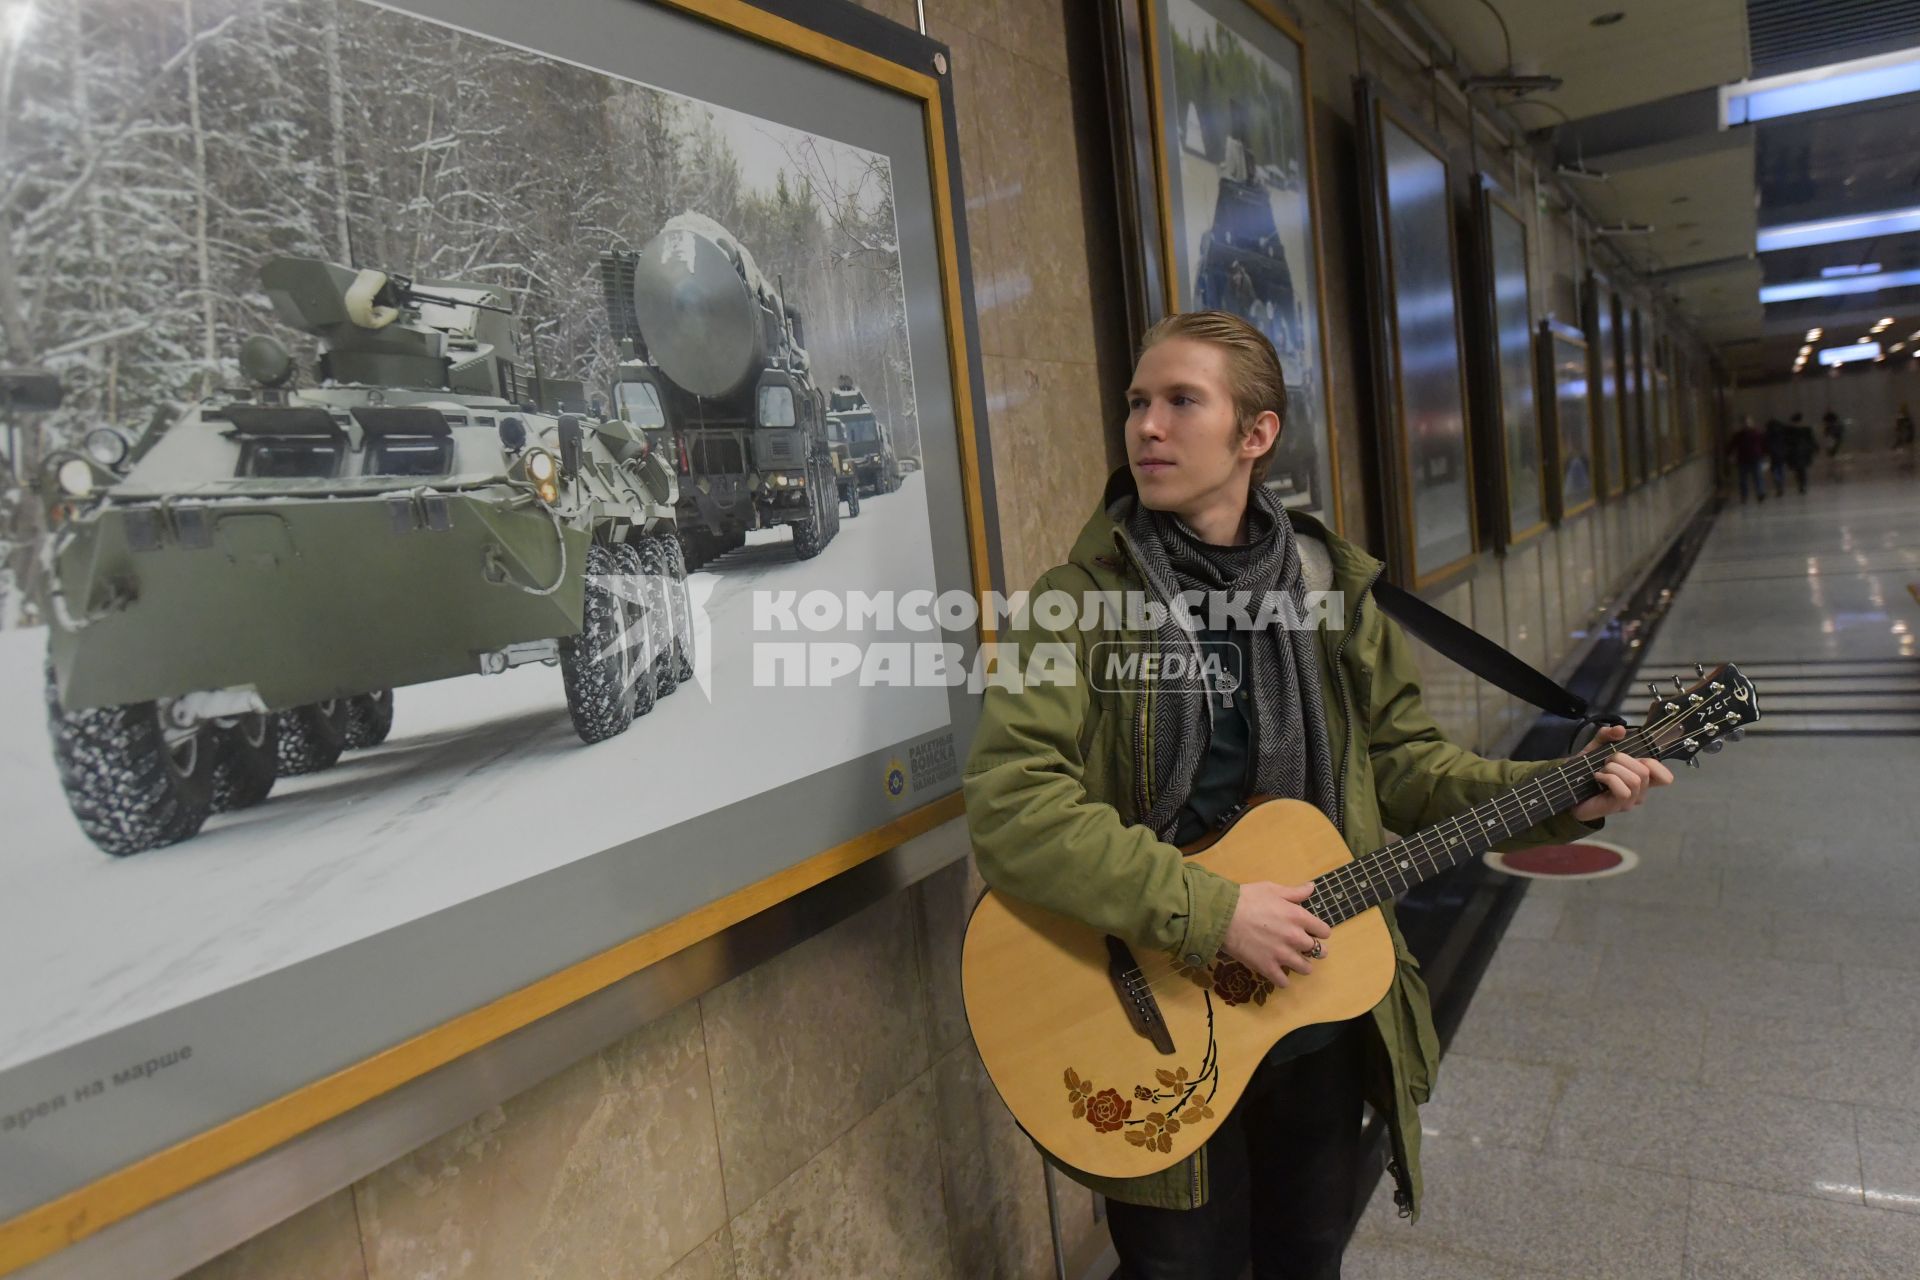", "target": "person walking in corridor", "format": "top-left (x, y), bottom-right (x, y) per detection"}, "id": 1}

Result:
top-left (1727, 416), bottom-right (1768, 502)
top-left (1786, 414), bottom-right (1818, 494)
top-left (1763, 415), bottom-right (1790, 496)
